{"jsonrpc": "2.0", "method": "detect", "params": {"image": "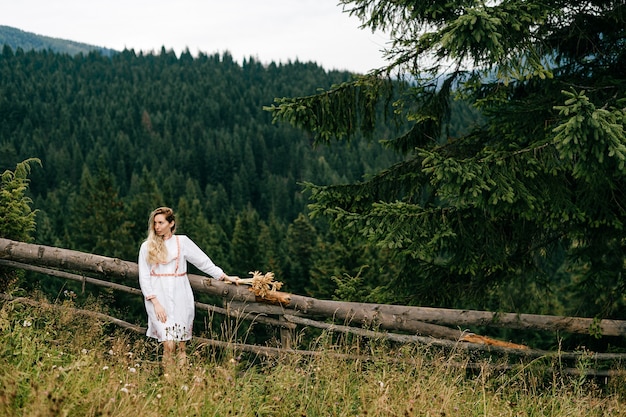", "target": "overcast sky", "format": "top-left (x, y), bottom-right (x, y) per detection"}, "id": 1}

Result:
top-left (1, 0), bottom-right (390, 74)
